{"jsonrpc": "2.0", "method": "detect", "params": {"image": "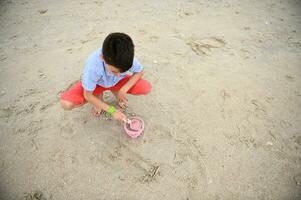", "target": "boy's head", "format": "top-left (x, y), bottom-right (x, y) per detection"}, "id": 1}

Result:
top-left (102, 32), bottom-right (134, 74)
